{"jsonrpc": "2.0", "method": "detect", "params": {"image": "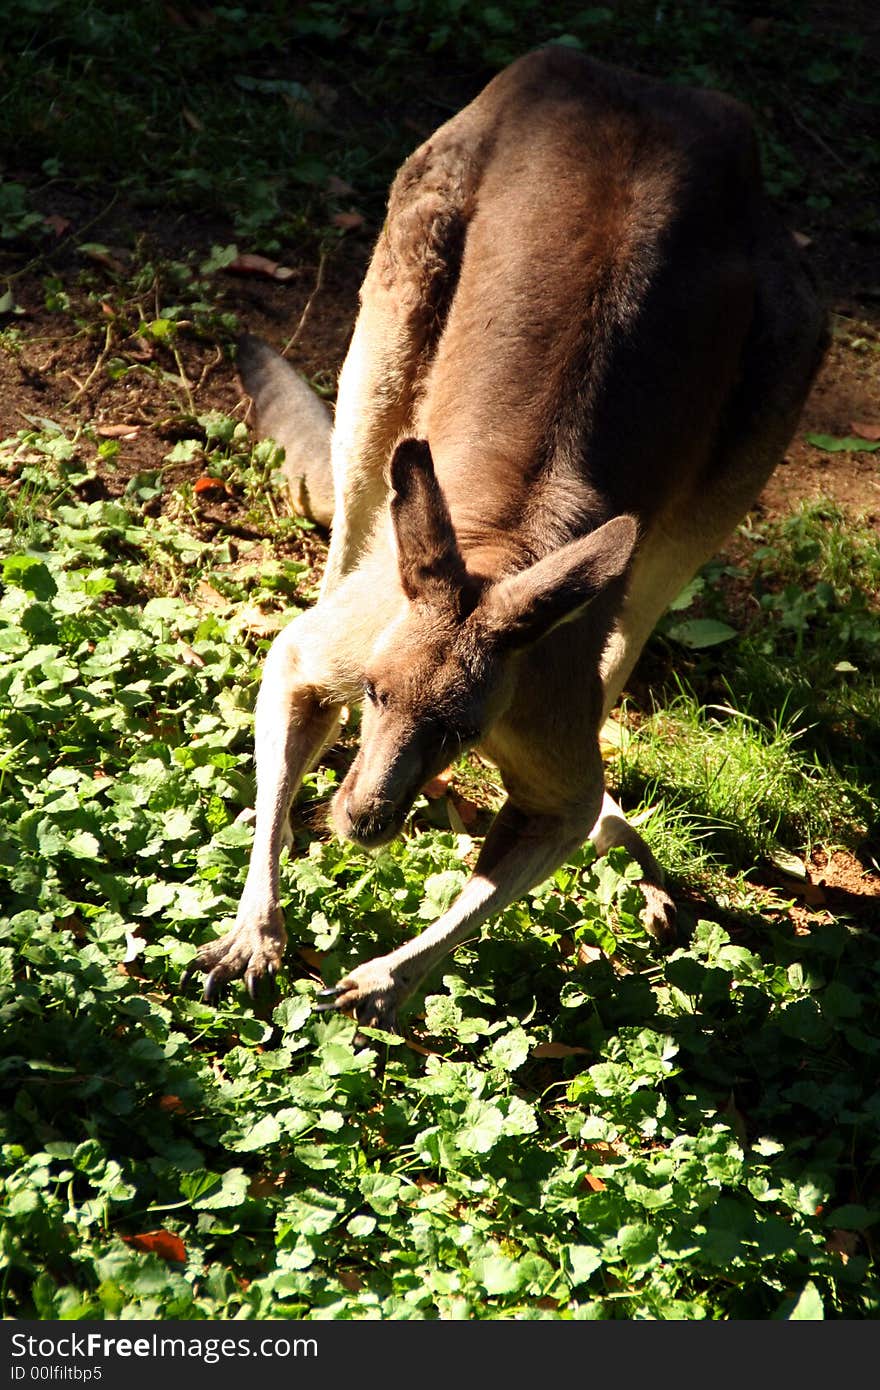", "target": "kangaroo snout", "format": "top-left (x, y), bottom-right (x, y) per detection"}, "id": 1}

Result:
top-left (333, 790), bottom-right (401, 848)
